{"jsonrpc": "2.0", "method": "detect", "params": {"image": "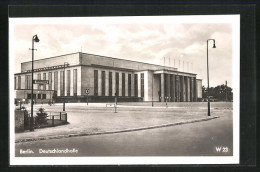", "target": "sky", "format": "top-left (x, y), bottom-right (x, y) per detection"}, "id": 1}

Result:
top-left (11, 16), bottom-right (235, 87)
